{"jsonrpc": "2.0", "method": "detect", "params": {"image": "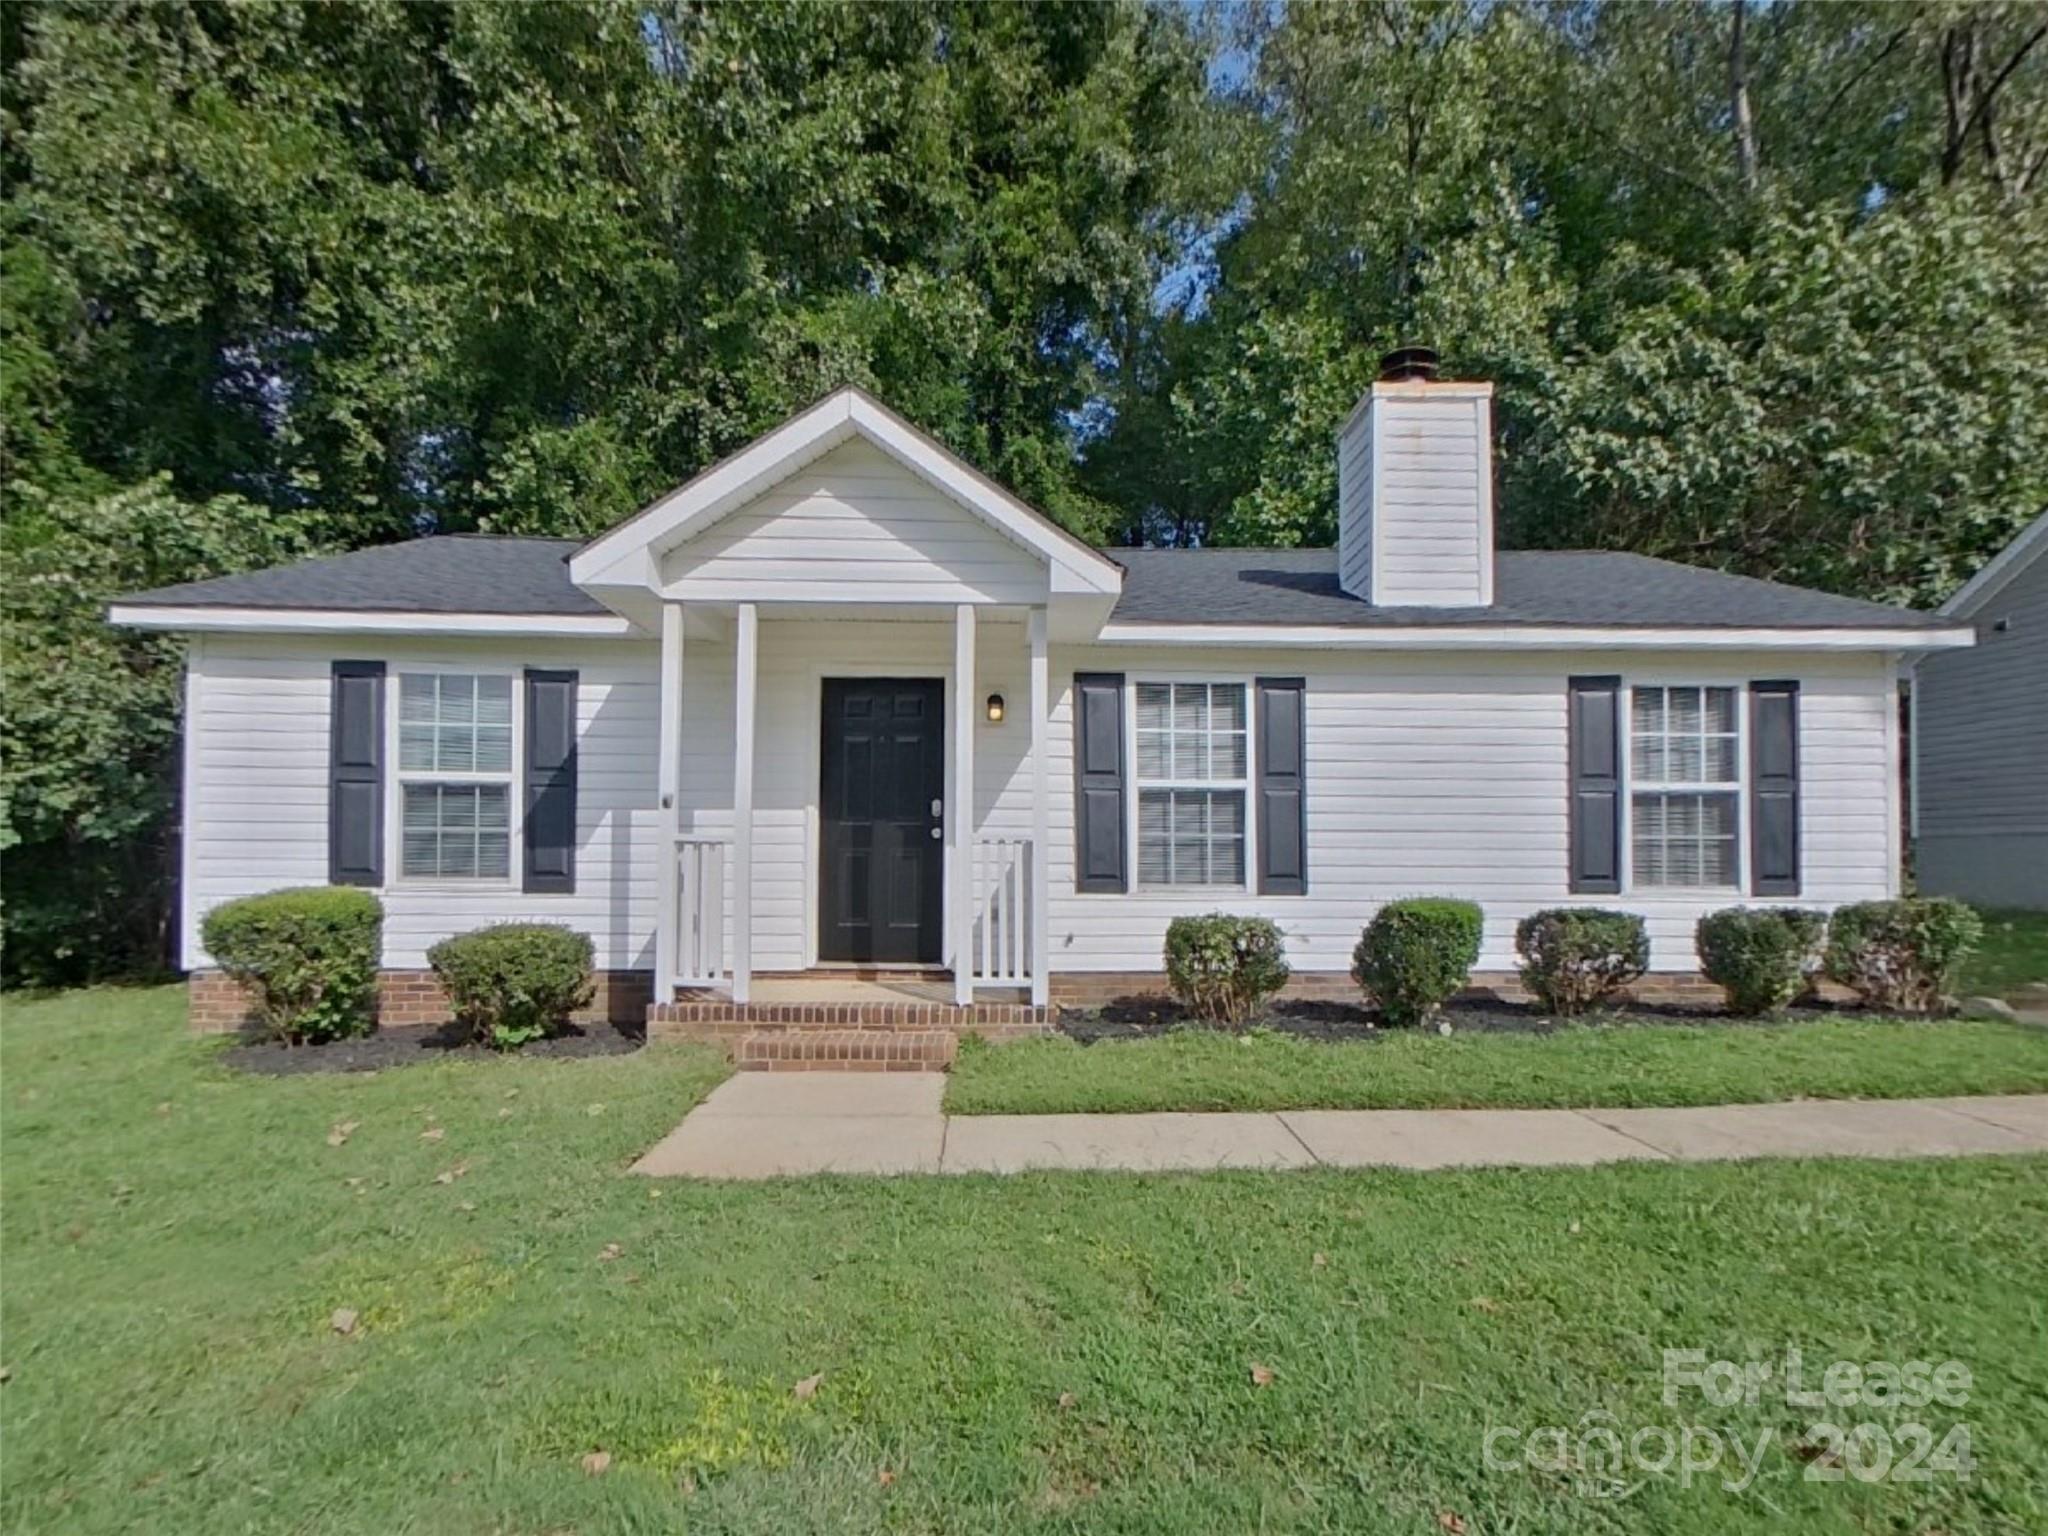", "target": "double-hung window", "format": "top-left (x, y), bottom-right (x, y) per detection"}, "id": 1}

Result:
top-left (397, 672), bottom-right (515, 881)
top-left (1135, 681), bottom-right (1248, 888)
top-left (1629, 684), bottom-right (1740, 889)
